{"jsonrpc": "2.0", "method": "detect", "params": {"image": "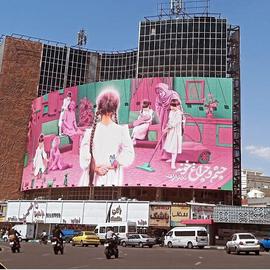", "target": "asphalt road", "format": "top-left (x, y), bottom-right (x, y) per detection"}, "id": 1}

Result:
top-left (0, 242), bottom-right (269, 269)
